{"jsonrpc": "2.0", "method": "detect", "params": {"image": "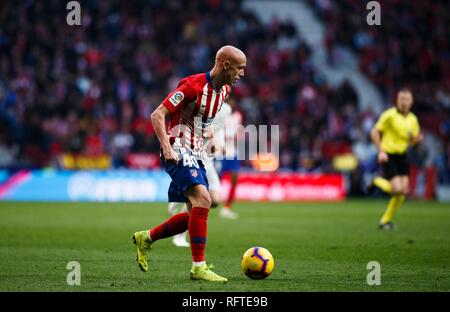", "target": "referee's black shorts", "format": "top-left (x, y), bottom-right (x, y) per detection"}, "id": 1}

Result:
top-left (383, 153), bottom-right (409, 180)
